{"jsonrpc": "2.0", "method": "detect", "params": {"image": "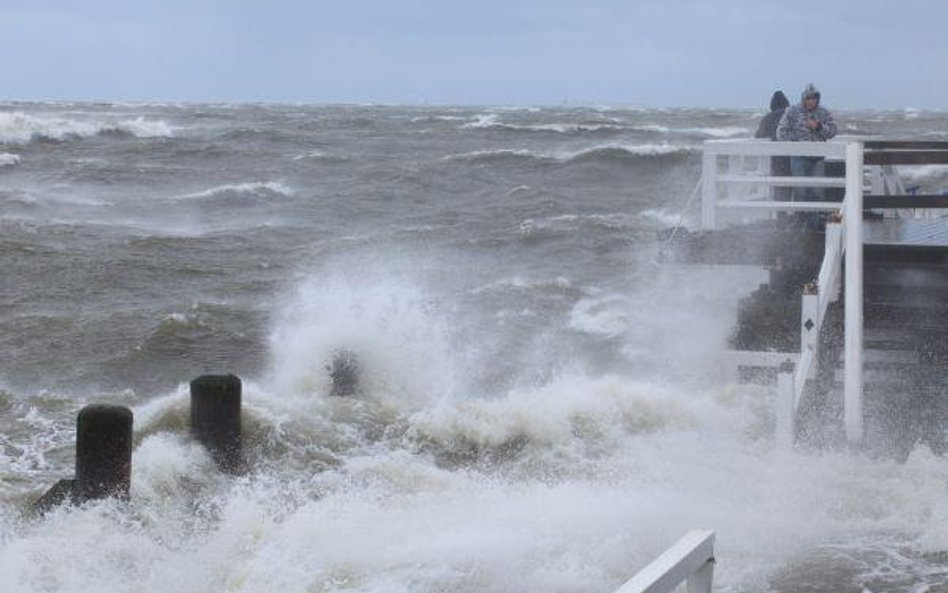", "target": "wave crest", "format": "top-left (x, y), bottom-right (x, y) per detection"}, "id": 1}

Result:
top-left (0, 111), bottom-right (173, 144)
top-left (172, 181), bottom-right (294, 201)
top-left (460, 113), bottom-right (623, 134)
top-left (444, 144), bottom-right (696, 167)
